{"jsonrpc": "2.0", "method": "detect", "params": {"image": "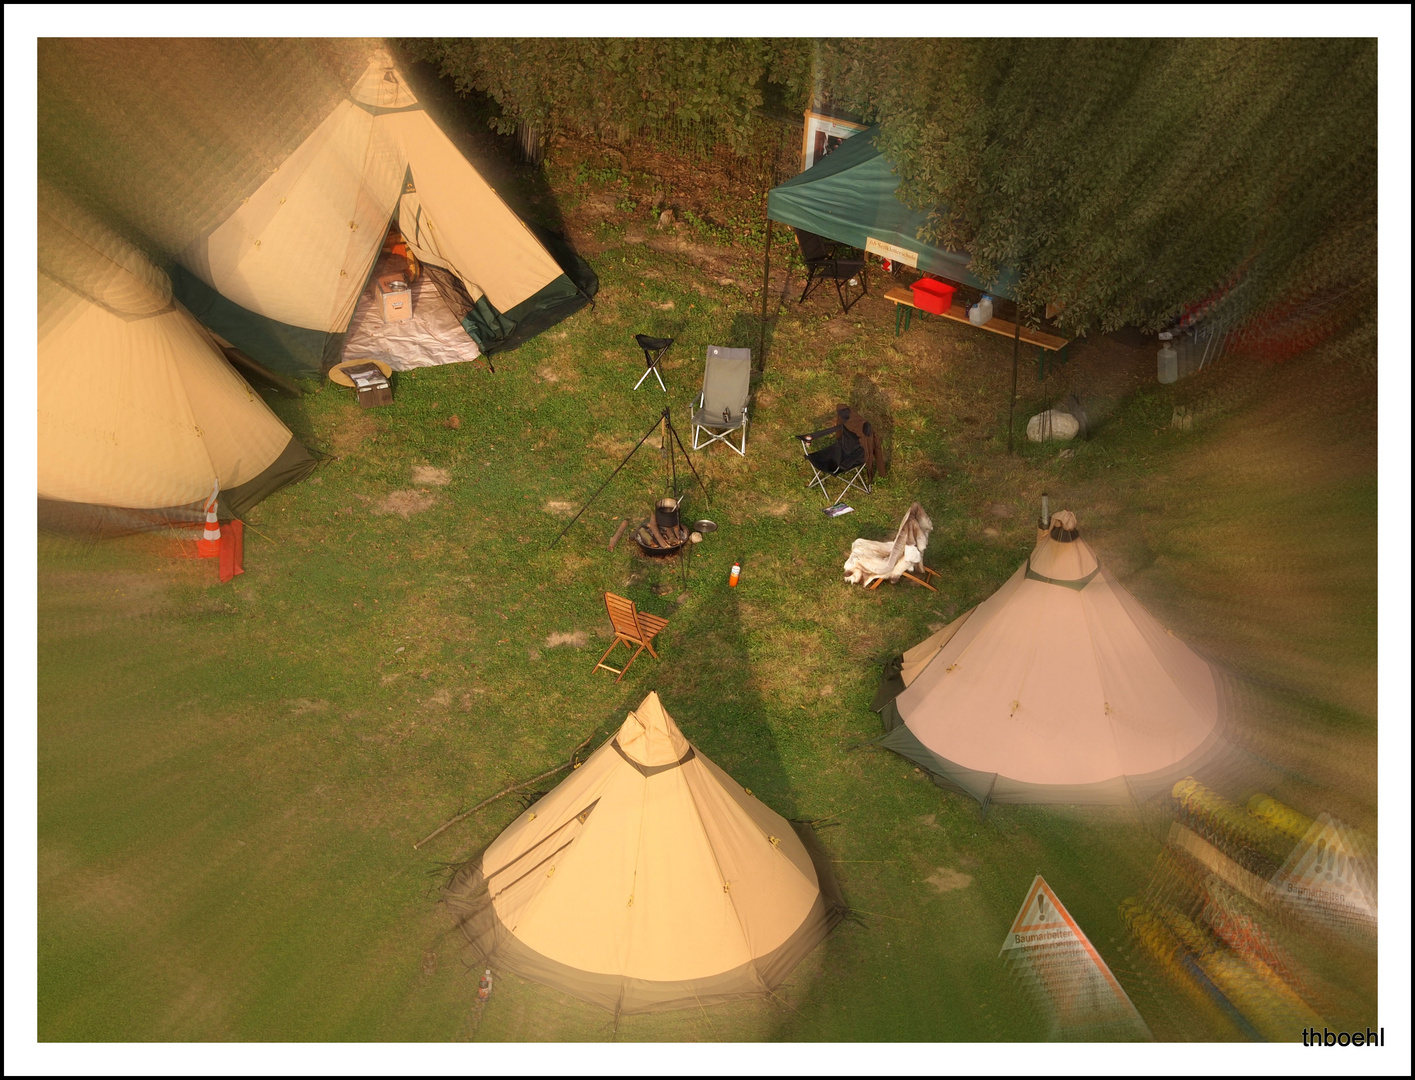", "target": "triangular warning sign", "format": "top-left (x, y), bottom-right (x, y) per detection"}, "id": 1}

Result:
top-left (1000, 876), bottom-right (1148, 1038)
top-left (1002, 875), bottom-right (1073, 947)
top-left (1269, 814), bottom-right (1377, 928)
